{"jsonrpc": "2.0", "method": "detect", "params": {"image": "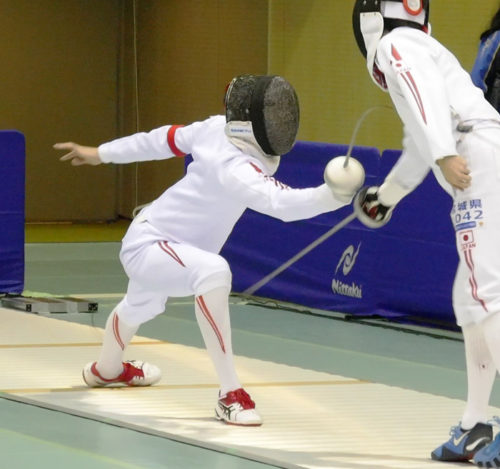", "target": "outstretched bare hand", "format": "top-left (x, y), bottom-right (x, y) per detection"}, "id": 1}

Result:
top-left (437, 155), bottom-right (471, 191)
top-left (54, 142), bottom-right (102, 166)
